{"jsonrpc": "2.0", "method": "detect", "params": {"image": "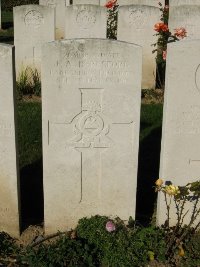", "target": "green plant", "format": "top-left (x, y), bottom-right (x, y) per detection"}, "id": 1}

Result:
top-left (77, 215), bottom-right (166, 266)
top-left (16, 66), bottom-right (41, 98)
top-left (155, 179), bottom-right (200, 265)
top-left (152, 3), bottom-right (187, 88)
